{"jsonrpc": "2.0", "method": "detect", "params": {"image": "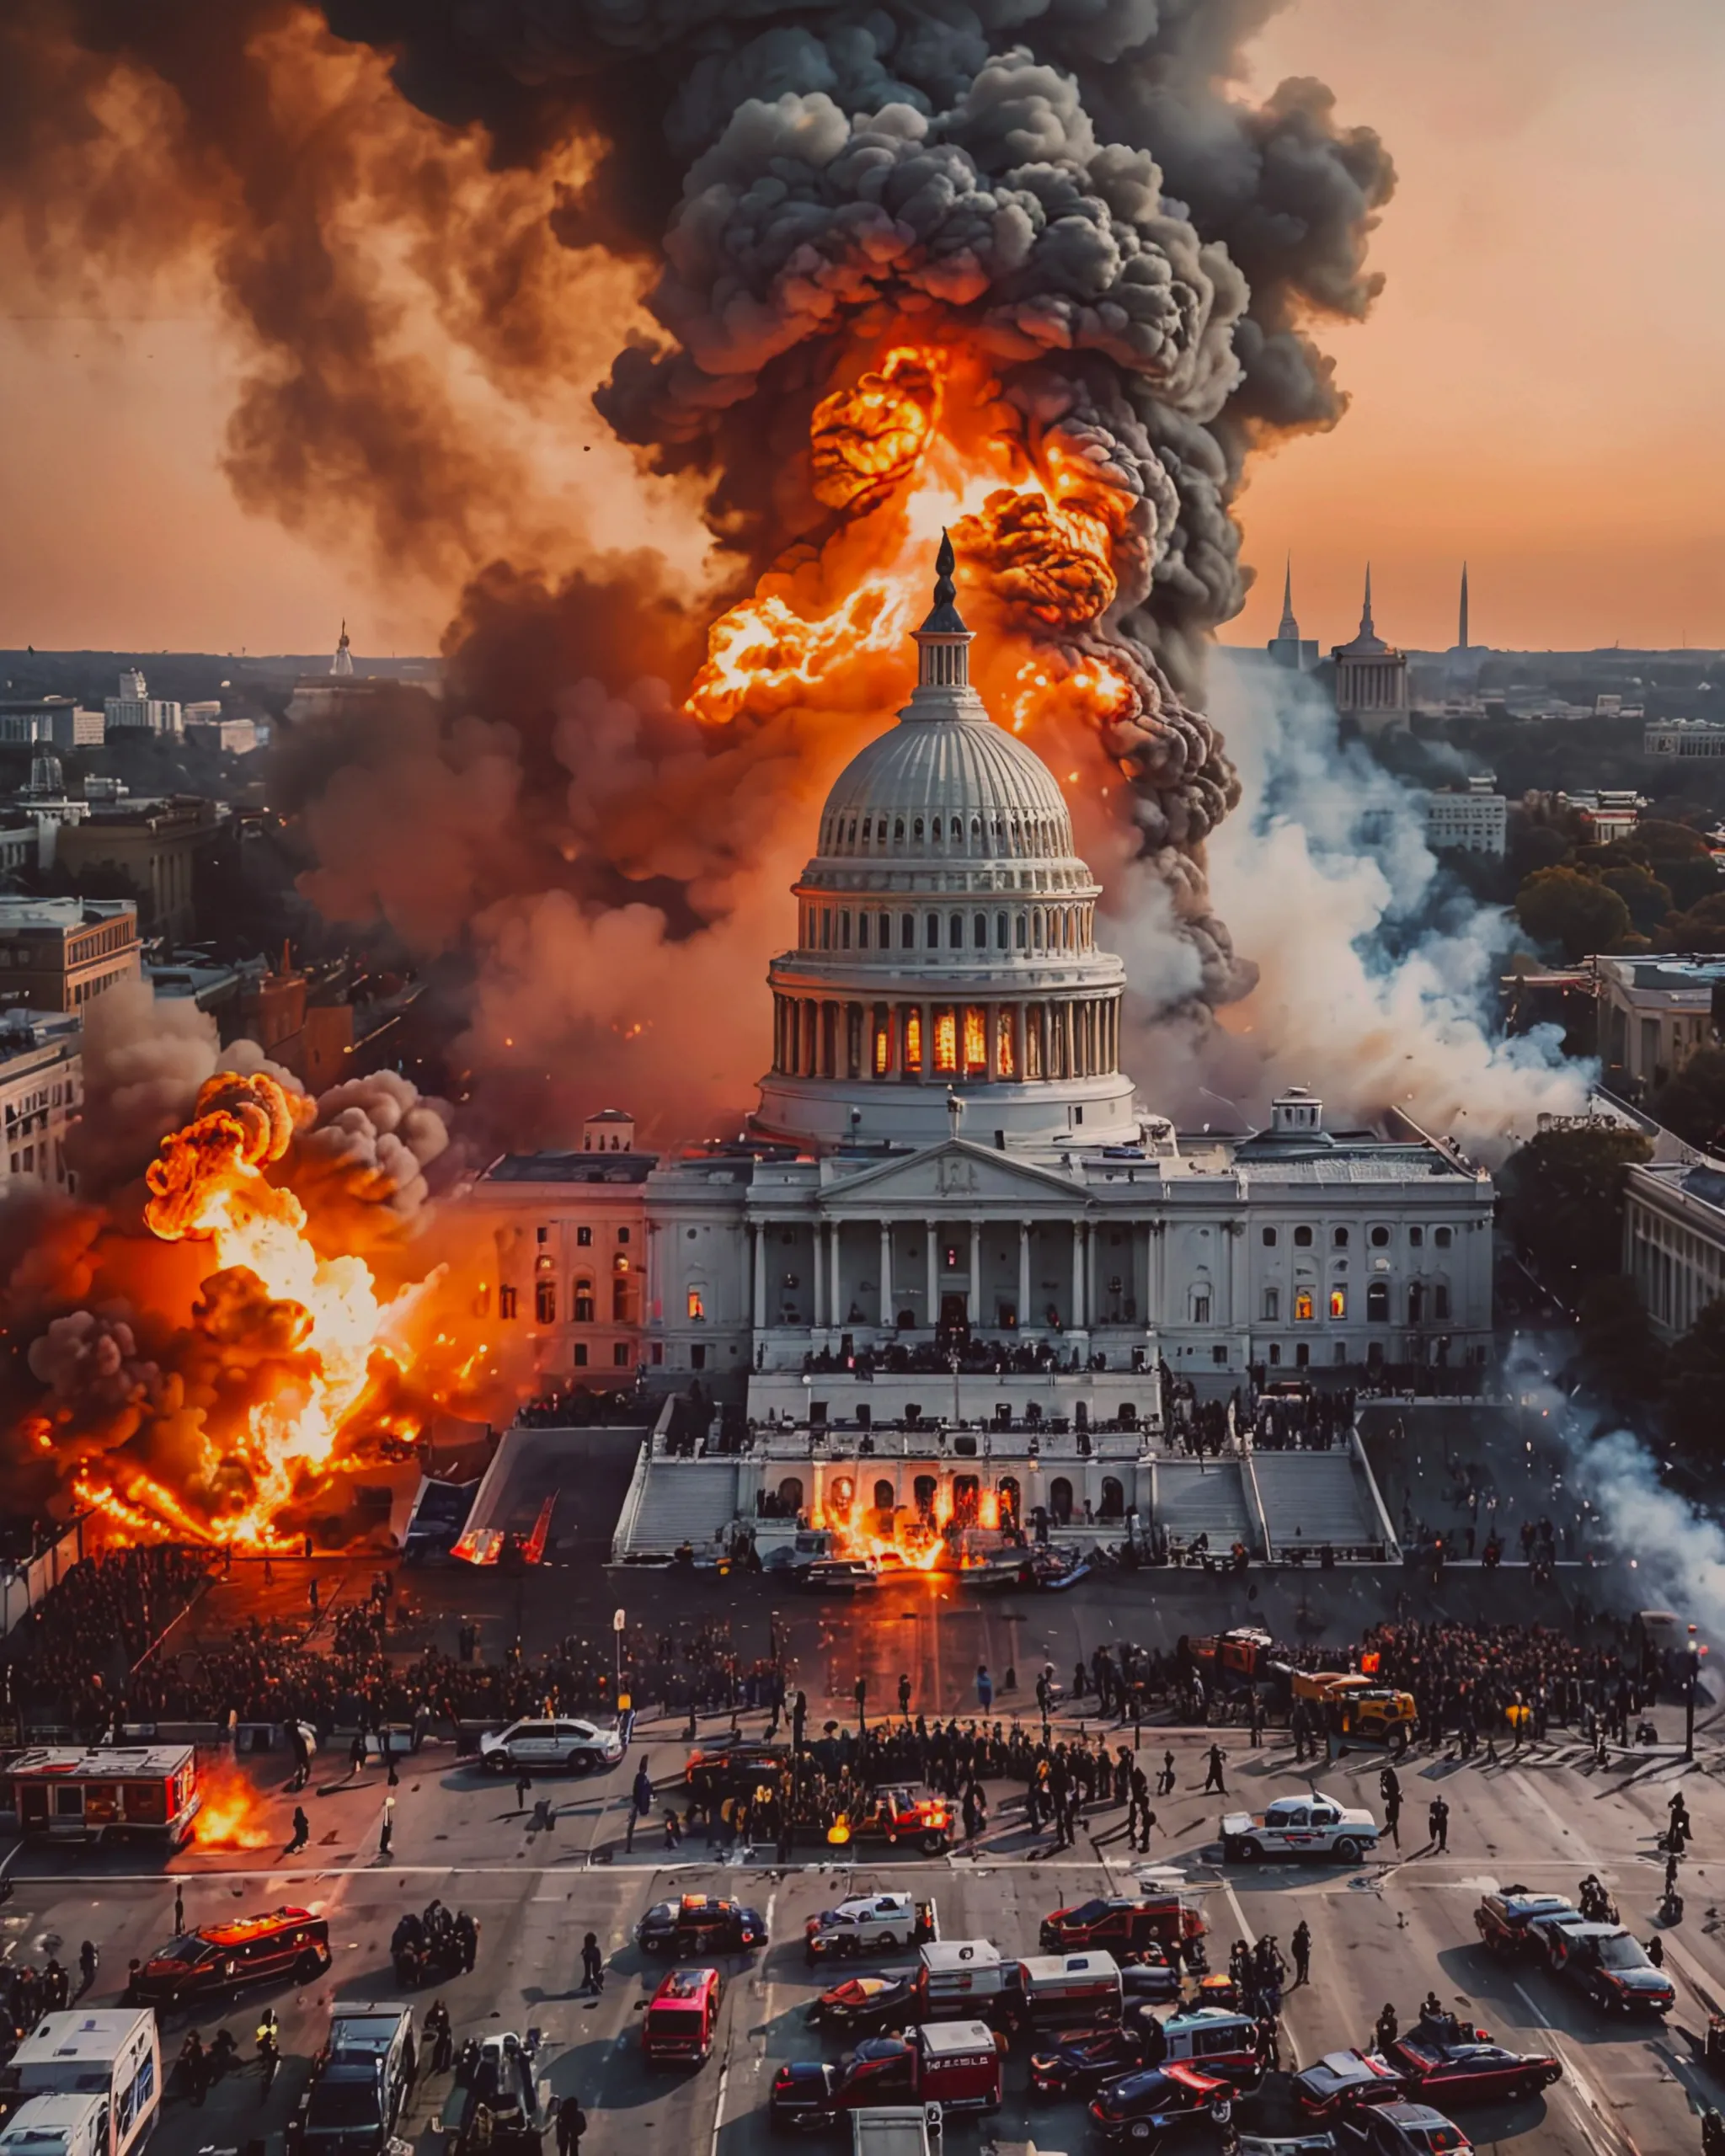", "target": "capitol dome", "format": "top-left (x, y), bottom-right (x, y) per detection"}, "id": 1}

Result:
top-left (752, 537), bottom-right (1140, 1154)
